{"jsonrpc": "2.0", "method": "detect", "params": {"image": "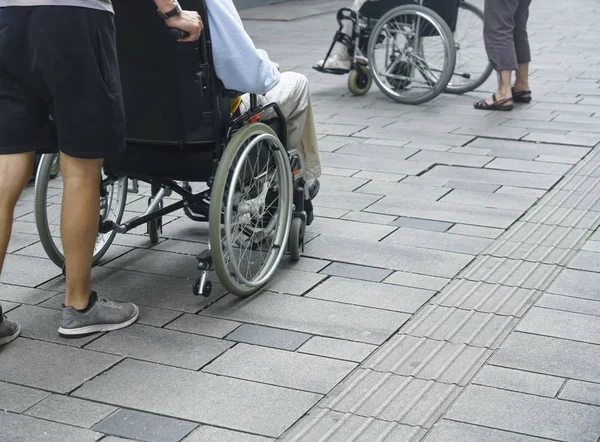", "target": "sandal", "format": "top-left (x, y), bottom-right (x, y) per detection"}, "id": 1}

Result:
top-left (512, 87), bottom-right (532, 103)
top-left (474, 94), bottom-right (514, 111)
